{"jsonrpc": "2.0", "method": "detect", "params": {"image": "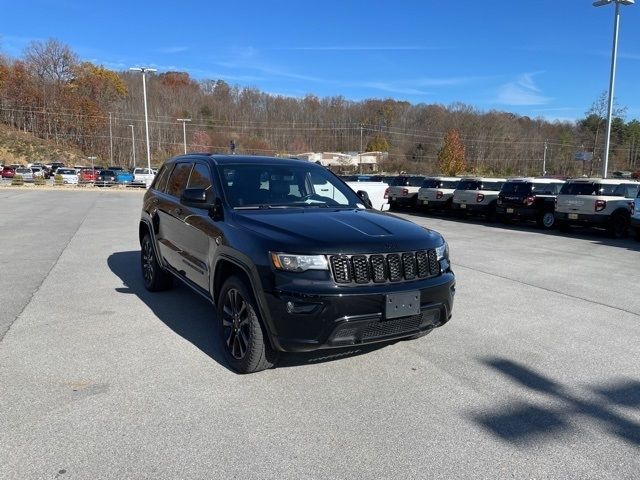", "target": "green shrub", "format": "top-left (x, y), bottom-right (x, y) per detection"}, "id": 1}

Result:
top-left (11, 174), bottom-right (24, 186)
top-left (54, 174), bottom-right (64, 186)
top-left (34, 176), bottom-right (46, 186)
